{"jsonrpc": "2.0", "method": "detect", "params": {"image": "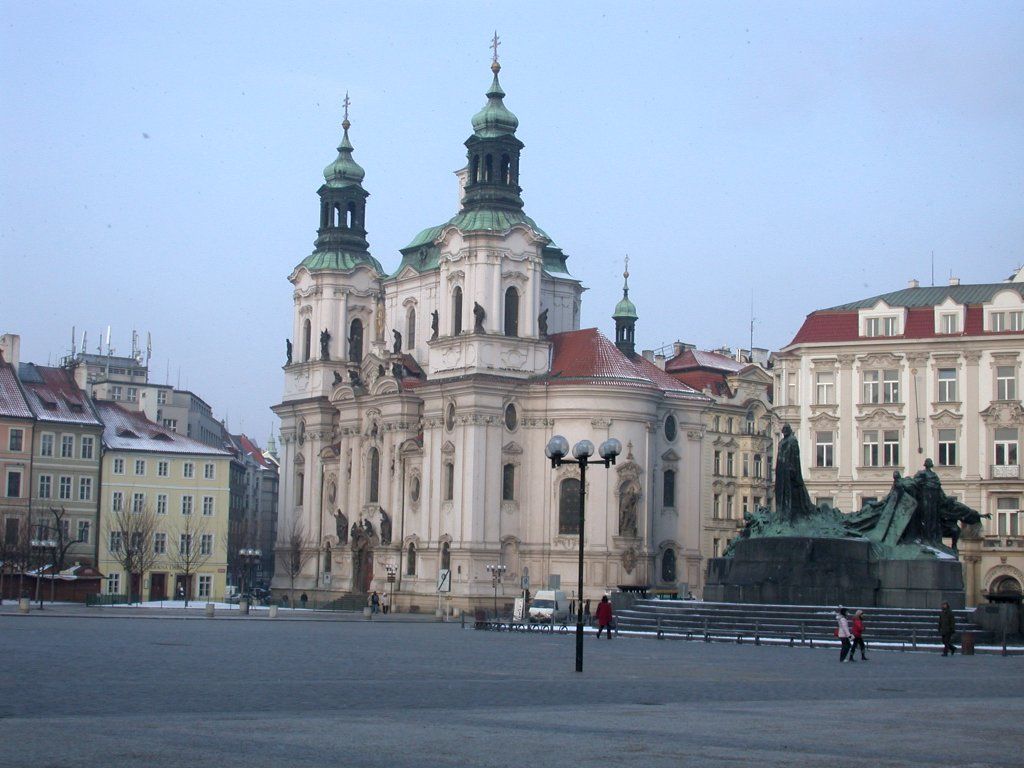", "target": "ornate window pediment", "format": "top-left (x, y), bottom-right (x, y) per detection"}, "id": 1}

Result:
top-left (854, 407), bottom-right (905, 429)
top-left (441, 440), bottom-right (456, 455)
top-left (808, 410), bottom-right (841, 426)
top-left (501, 269), bottom-right (529, 285)
top-left (931, 408), bottom-right (963, 428)
top-left (661, 448), bottom-right (681, 463)
top-left (502, 441), bottom-right (523, 456)
top-left (981, 401), bottom-right (1024, 427)
top-left (446, 269), bottom-right (466, 284)
top-left (858, 352), bottom-right (903, 369)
